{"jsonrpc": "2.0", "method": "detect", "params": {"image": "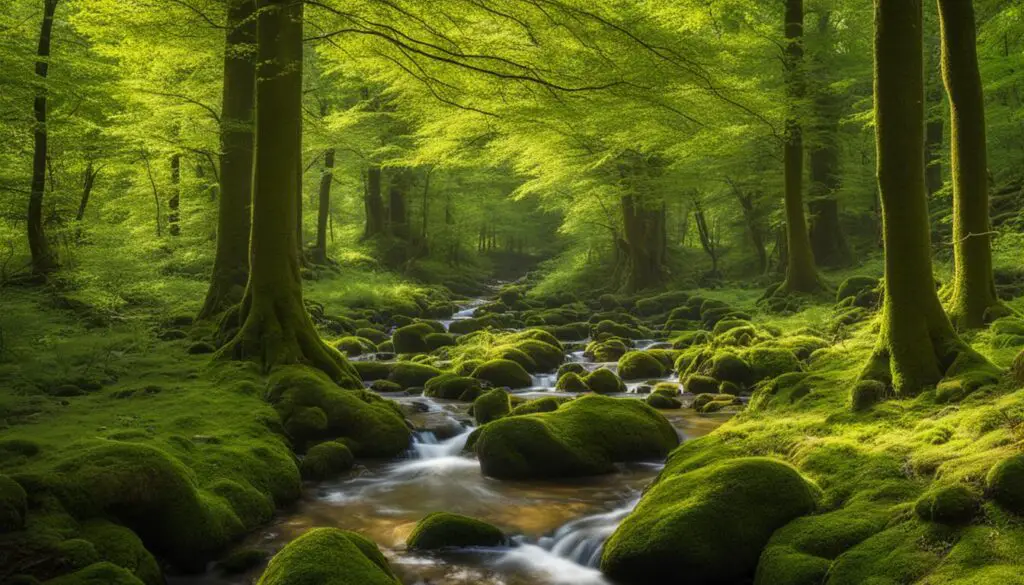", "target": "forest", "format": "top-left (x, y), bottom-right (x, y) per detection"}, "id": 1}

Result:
top-left (2, 0), bottom-right (1024, 584)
